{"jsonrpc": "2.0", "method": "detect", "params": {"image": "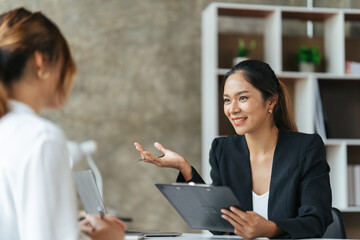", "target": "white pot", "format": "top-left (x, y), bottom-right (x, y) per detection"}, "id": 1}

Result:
top-left (299, 62), bottom-right (315, 72)
top-left (232, 57), bottom-right (249, 66)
